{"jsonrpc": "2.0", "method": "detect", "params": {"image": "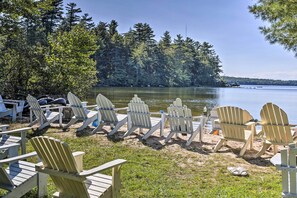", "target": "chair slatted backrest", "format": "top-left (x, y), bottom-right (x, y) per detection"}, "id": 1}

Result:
top-left (167, 98), bottom-right (193, 133)
top-left (261, 103), bottom-right (293, 145)
top-left (67, 92), bottom-right (88, 120)
top-left (26, 95), bottom-right (47, 122)
top-left (30, 136), bottom-right (89, 198)
top-left (96, 94), bottom-right (118, 123)
top-left (217, 106), bottom-right (252, 141)
top-left (128, 95), bottom-right (151, 128)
